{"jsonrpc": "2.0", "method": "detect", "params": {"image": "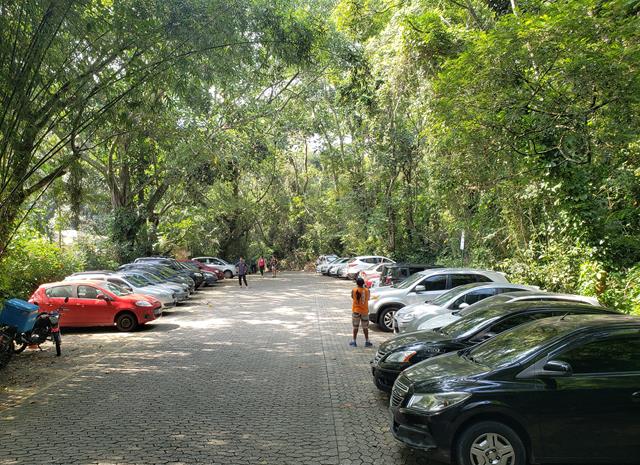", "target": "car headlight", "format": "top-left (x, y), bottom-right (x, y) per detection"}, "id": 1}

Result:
top-left (384, 350), bottom-right (417, 363)
top-left (397, 312), bottom-right (415, 323)
top-left (135, 300), bottom-right (153, 307)
top-left (407, 392), bottom-right (471, 413)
